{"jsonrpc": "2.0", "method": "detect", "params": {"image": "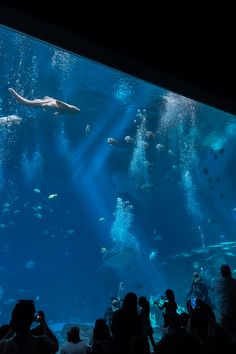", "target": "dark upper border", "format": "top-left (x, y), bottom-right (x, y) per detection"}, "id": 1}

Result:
top-left (0, 3), bottom-right (236, 116)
